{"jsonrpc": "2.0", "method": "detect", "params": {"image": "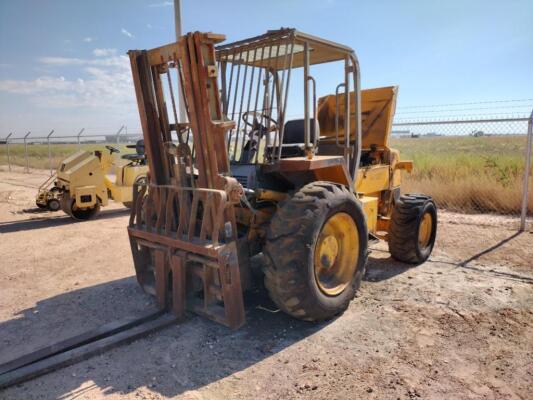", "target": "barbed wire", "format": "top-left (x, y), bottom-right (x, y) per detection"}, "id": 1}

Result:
top-left (397, 98), bottom-right (533, 109)
top-left (396, 104), bottom-right (533, 115)
top-left (394, 112), bottom-right (532, 123)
